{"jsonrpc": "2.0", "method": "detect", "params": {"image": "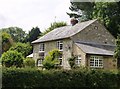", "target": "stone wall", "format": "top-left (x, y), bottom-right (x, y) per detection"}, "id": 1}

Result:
top-left (87, 55), bottom-right (117, 69)
top-left (73, 44), bottom-right (86, 66)
top-left (71, 20), bottom-right (115, 45)
top-left (33, 38), bottom-right (73, 69)
top-left (33, 44), bottom-right (40, 66)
